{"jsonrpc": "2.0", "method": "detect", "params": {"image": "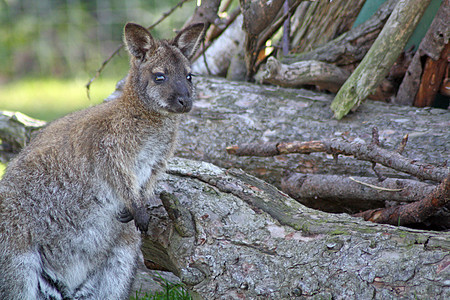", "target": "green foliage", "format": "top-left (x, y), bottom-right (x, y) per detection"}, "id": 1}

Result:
top-left (131, 273), bottom-right (192, 300)
top-left (0, 0), bottom-right (195, 79)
